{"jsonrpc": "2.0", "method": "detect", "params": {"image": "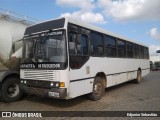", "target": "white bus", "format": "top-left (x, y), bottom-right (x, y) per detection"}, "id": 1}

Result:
top-left (20, 17), bottom-right (150, 101)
